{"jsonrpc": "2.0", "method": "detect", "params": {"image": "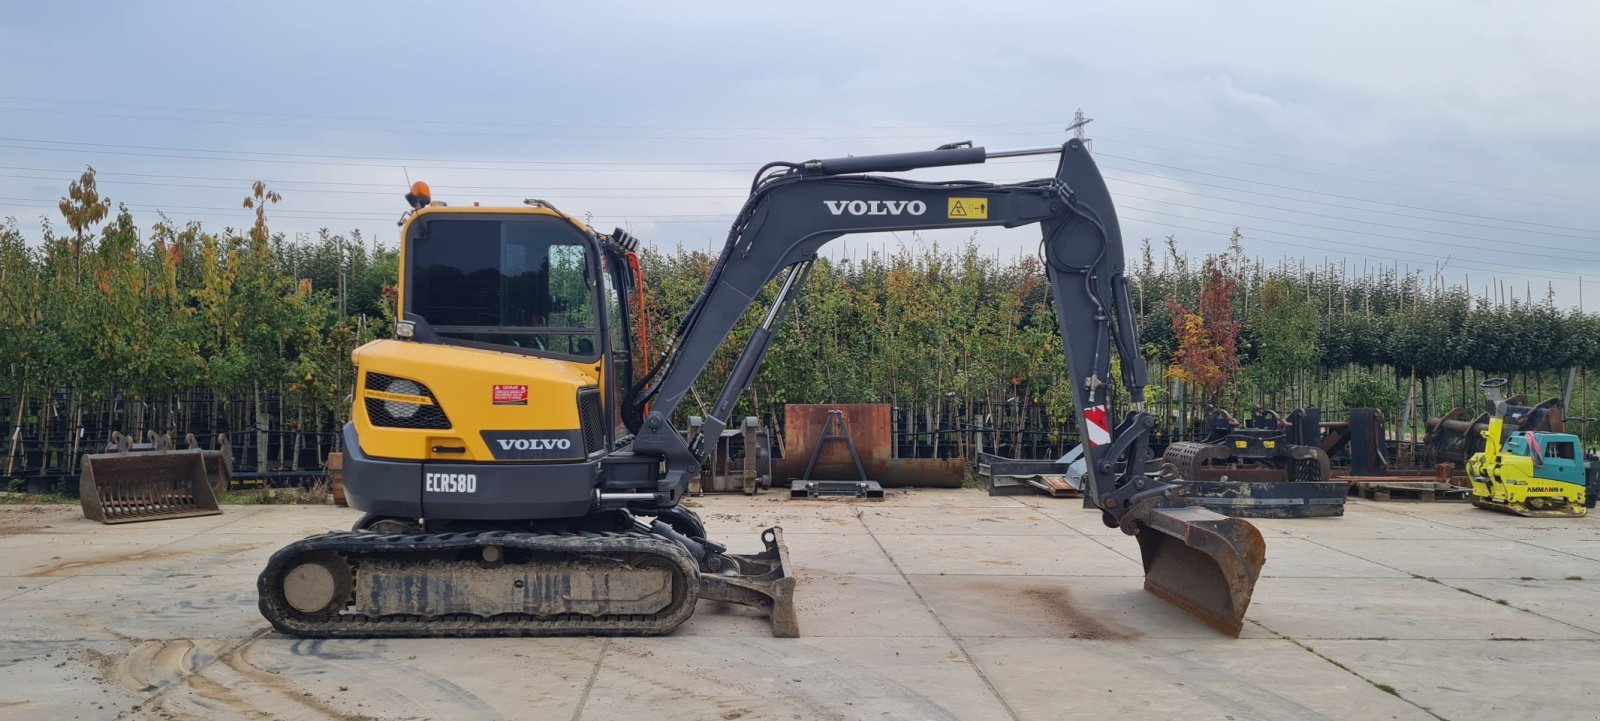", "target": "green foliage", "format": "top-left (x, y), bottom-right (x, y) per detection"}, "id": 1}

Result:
top-left (1248, 279), bottom-right (1320, 401)
top-left (1339, 373), bottom-right (1404, 416)
top-left (5, 168), bottom-right (1600, 437)
top-left (0, 169), bottom-right (397, 436)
